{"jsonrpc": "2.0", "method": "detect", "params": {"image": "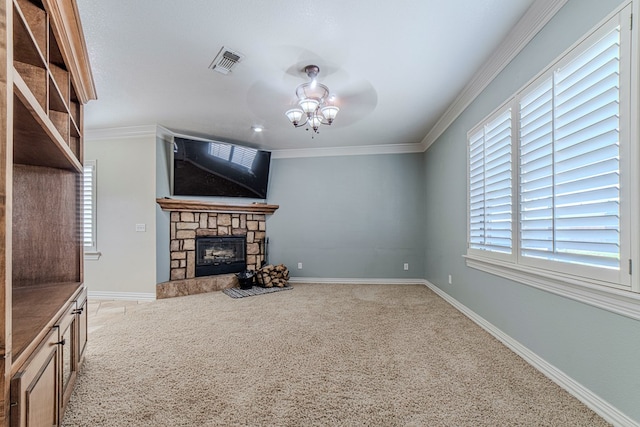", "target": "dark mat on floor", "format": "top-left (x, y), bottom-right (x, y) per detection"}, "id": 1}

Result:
top-left (222, 285), bottom-right (293, 299)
